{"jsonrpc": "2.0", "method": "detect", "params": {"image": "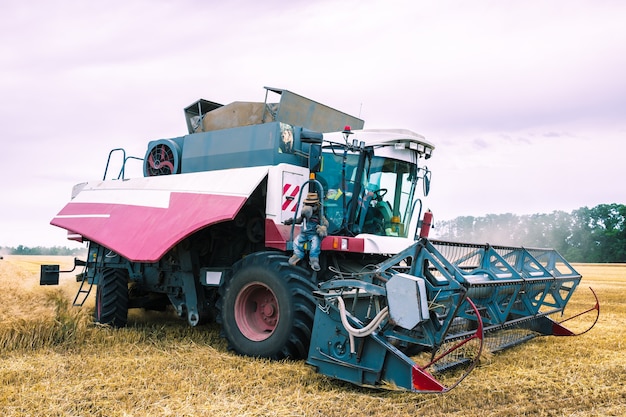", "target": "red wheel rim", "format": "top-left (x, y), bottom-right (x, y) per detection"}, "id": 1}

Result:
top-left (234, 282), bottom-right (280, 341)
